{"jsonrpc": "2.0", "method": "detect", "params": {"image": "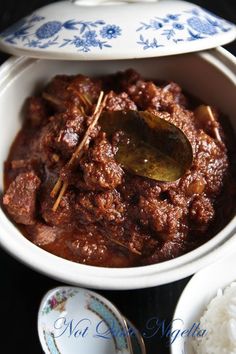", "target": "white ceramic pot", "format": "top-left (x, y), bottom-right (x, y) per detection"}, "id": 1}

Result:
top-left (0, 47), bottom-right (235, 290)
